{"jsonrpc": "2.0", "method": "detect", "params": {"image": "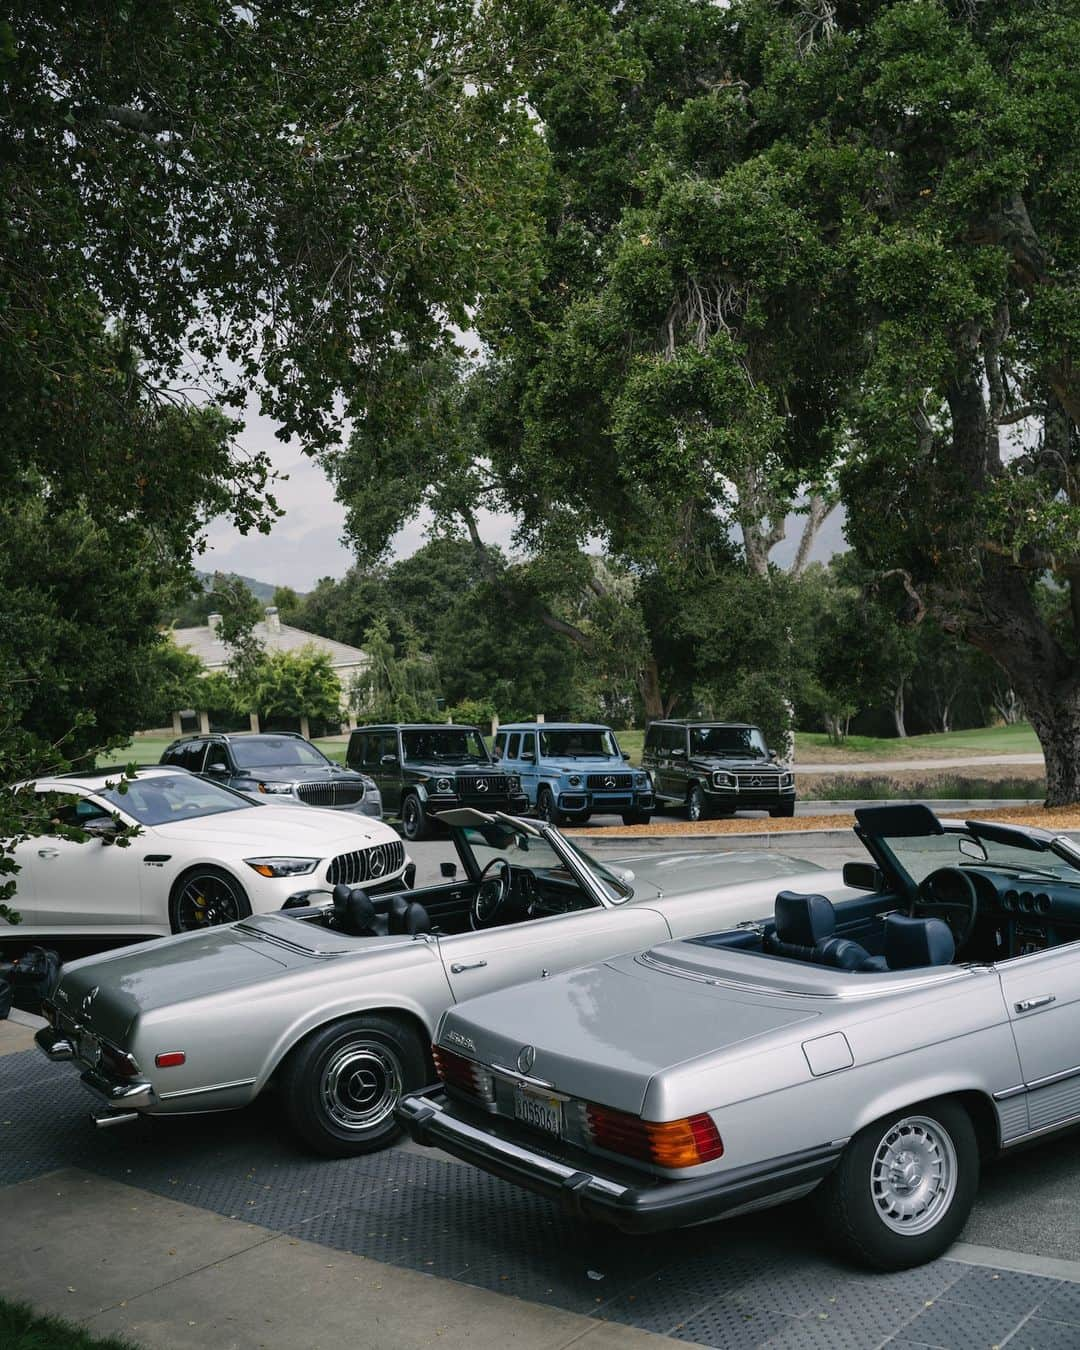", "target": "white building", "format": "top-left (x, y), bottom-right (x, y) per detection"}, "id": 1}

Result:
top-left (171, 607), bottom-right (369, 738)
